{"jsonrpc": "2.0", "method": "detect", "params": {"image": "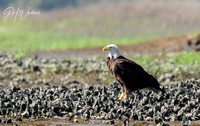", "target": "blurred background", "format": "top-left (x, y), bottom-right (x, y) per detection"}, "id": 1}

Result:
top-left (0, 0), bottom-right (200, 52)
